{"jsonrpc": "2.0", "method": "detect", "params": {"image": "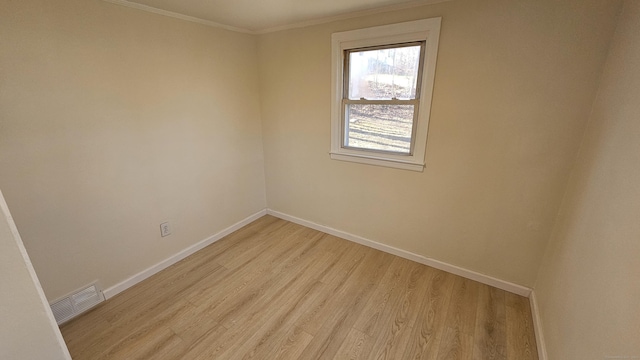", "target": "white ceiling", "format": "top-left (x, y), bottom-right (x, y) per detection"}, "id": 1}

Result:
top-left (107, 0), bottom-right (448, 33)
